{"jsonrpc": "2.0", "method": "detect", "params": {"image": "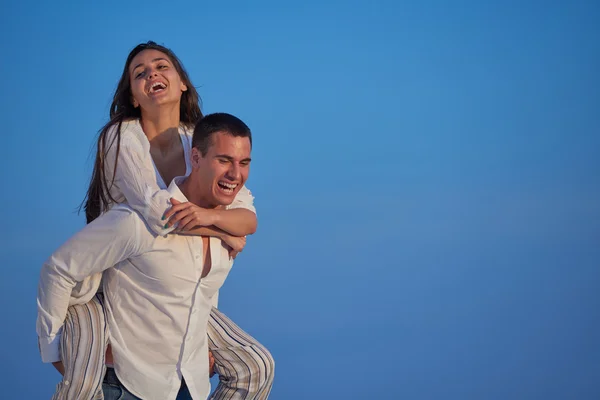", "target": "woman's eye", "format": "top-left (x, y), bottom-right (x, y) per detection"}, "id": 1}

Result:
top-left (135, 71), bottom-right (145, 79)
